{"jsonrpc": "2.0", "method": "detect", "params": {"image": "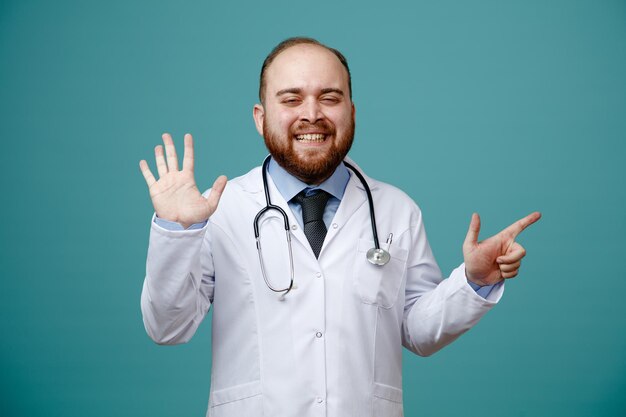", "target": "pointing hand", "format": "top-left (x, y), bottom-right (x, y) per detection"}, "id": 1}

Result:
top-left (463, 212), bottom-right (541, 286)
top-left (139, 133), bottom-right (227, 229)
